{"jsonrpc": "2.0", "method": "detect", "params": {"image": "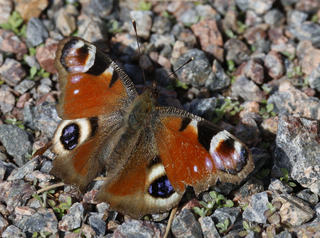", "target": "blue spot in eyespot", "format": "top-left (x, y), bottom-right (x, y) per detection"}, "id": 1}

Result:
top-left (60, 123), bottom-right (80, 150)
top-left (148, 176), bottom-right (174, 198)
